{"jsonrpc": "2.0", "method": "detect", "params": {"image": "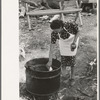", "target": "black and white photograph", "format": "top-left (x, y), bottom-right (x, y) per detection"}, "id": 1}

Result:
top-left (19, 0), bottom-right (98, 100)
